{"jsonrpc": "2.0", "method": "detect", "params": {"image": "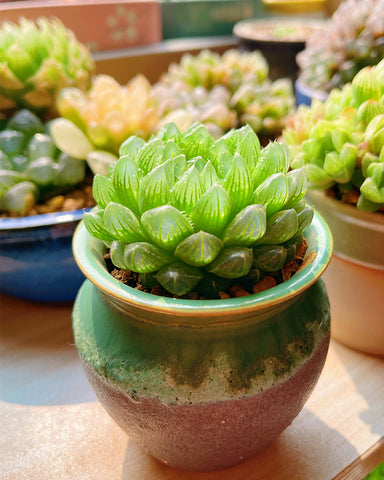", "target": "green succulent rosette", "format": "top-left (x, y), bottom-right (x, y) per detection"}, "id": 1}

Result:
top-left (283, 60), bottom-right (384, 212)
top-left (0, 109), bottom-right (86, 215)
top-left (84, 122), bottom-right (313, 297)
top-left (0, 17), bottom-right (94, 116)
top-left (154, 49), bottom-right (294, 139)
